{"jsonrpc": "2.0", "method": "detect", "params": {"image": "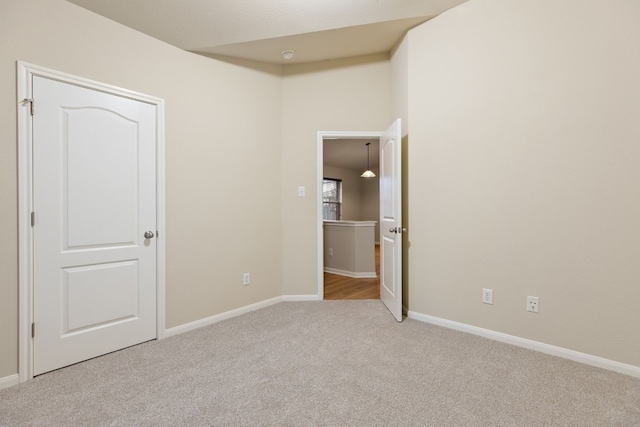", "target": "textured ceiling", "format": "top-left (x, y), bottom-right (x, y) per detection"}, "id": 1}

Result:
top-left (66, 0), bottom-right (468, 64)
